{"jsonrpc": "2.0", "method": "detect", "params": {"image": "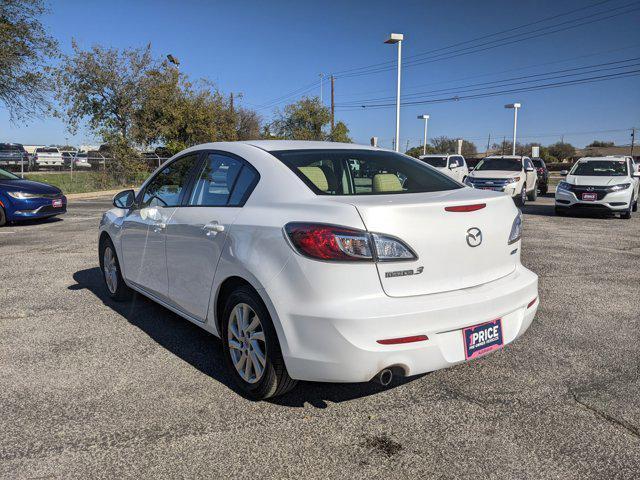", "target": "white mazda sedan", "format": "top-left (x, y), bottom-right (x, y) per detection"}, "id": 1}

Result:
top-left (99, 141), bottom-right (539, 399)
